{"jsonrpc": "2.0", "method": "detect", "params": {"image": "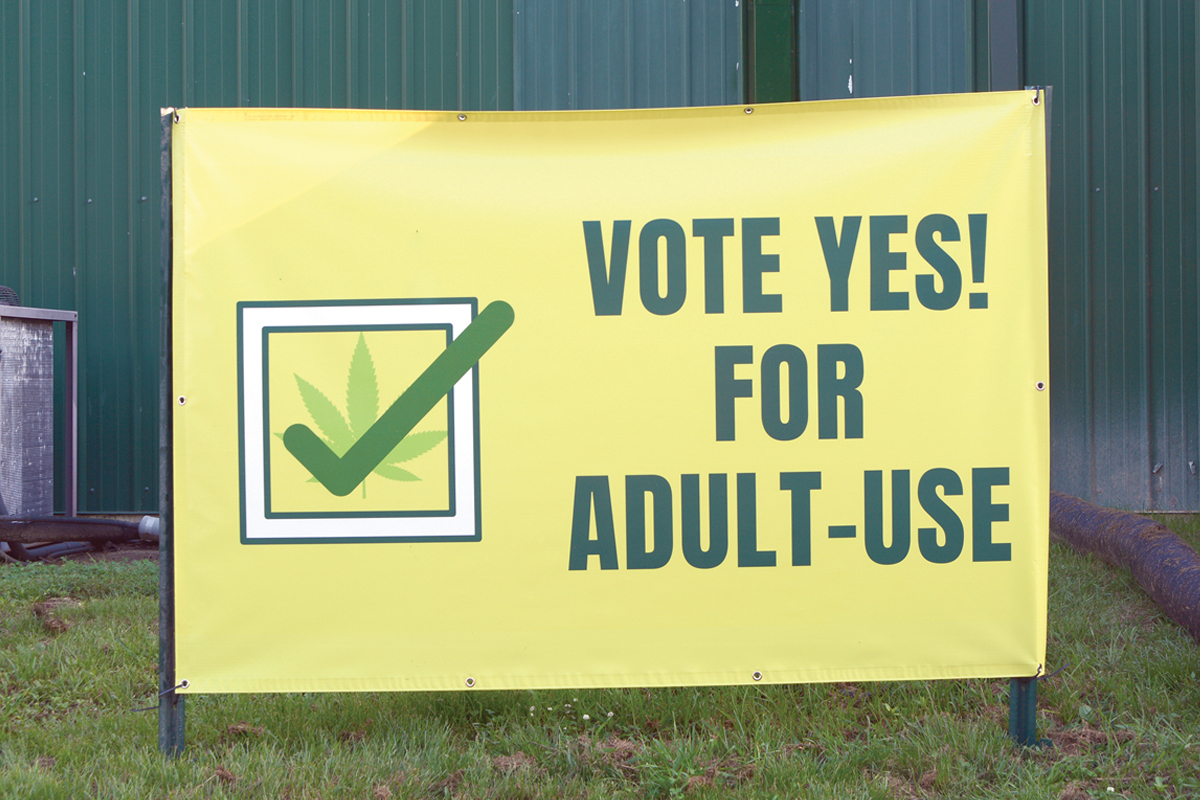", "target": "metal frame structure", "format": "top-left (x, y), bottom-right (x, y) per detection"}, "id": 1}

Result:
top-left (154, 6), bottom-right (1054, 753)
top-left (157, 108), bottom-right (184, 757)
top-left (0, 304), bottom-right (79, 517)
